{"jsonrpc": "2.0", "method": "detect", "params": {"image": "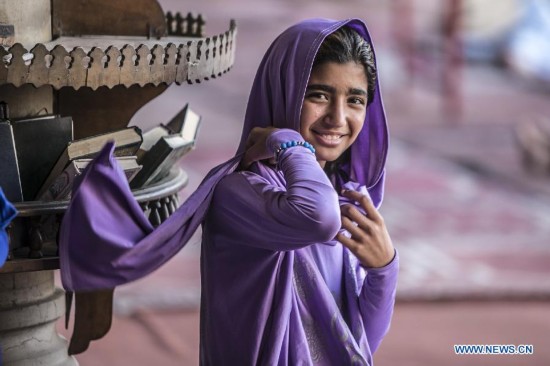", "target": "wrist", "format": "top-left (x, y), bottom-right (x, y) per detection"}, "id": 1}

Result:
top-left (274, 140), bottom-right (315, 159)
top-left (265, 129), bottom-right (304, 155)
top-left (361, 248), bottom-right (397, 270)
